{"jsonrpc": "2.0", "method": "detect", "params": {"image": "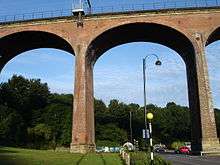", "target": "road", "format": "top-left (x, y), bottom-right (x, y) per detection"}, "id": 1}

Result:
top-left (158, 152), bottom-right (220, 165)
